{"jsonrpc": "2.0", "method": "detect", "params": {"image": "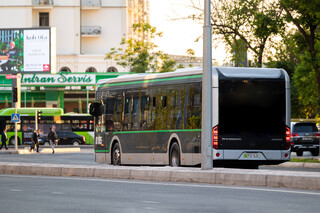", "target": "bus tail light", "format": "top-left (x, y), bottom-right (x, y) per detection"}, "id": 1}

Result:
top-left (212, 126), bottom-right (218, 149)
top-left (316, 133), bottom-right (320, 138)
top-left (285, 126), bottom-right (290, 150)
